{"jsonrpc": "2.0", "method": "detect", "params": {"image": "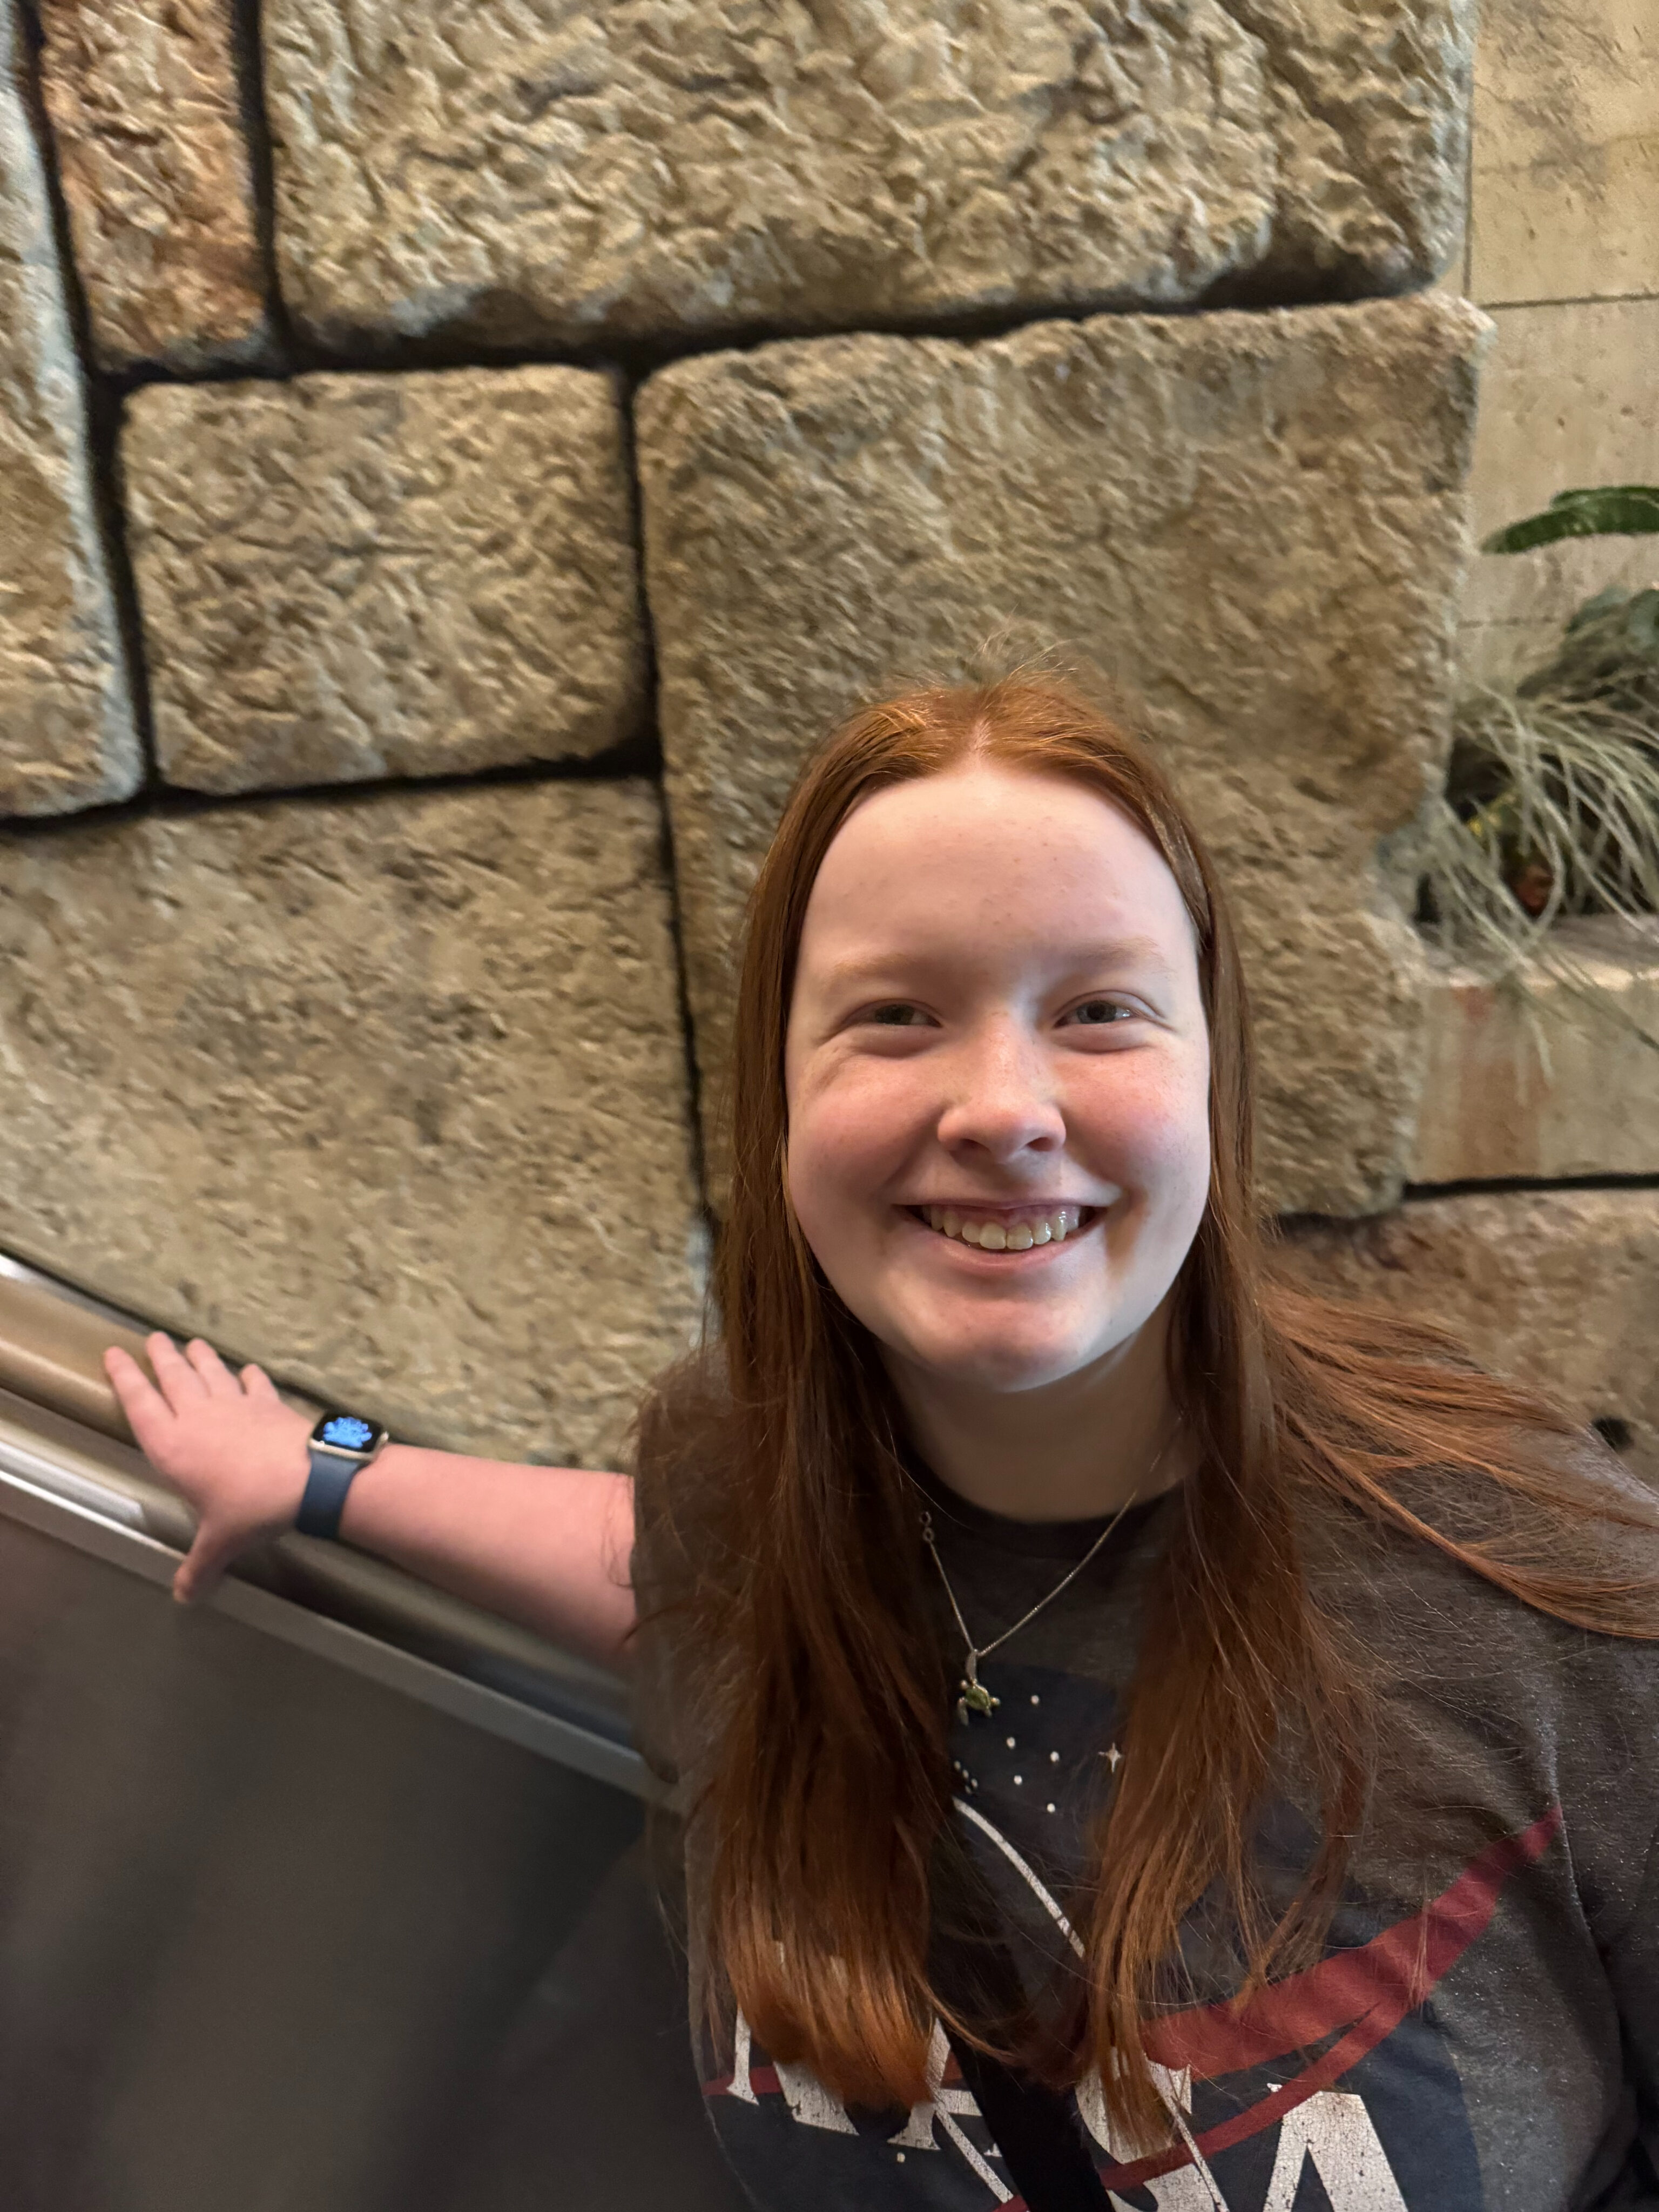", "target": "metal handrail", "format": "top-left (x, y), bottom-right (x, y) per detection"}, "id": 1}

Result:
top-left (0, 1253), bottom-right (649, 1799)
